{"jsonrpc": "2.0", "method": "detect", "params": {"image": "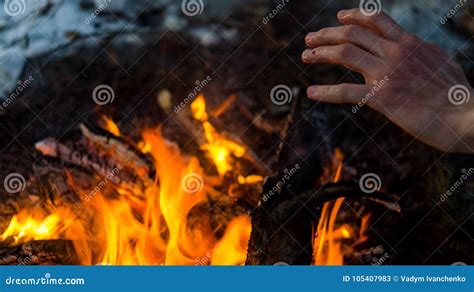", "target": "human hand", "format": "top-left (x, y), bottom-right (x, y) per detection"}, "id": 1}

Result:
top-left (302, 8), bottom-right (474, 153)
